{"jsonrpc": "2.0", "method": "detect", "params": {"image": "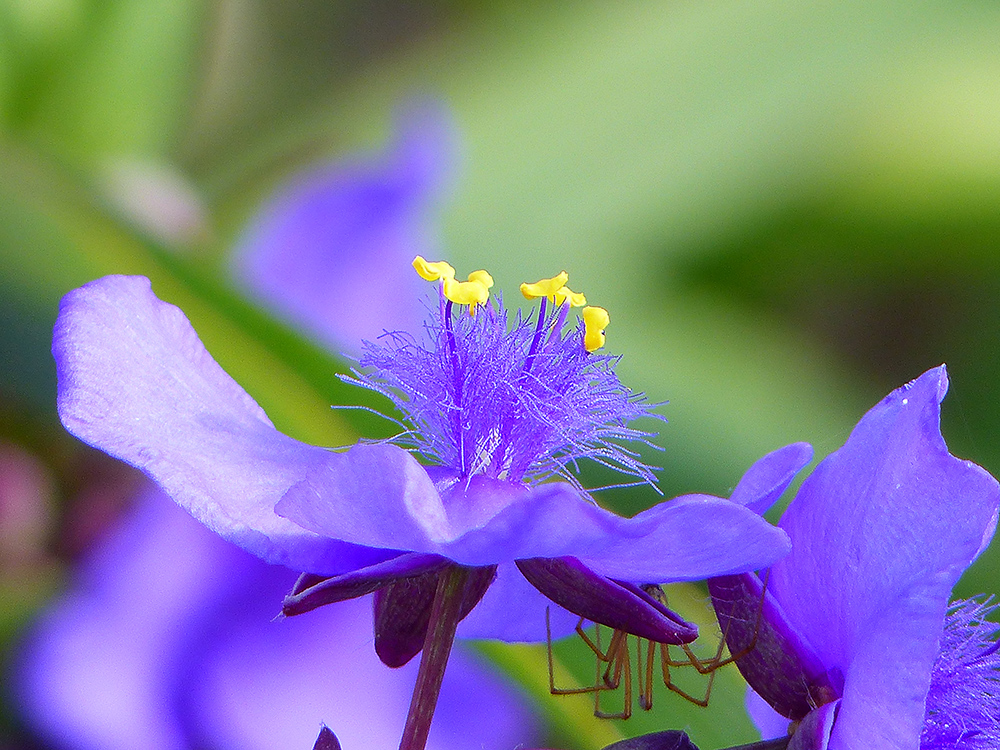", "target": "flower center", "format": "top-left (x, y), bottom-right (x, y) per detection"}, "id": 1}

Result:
top-left (342, 258), bottom-right (663, 490)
